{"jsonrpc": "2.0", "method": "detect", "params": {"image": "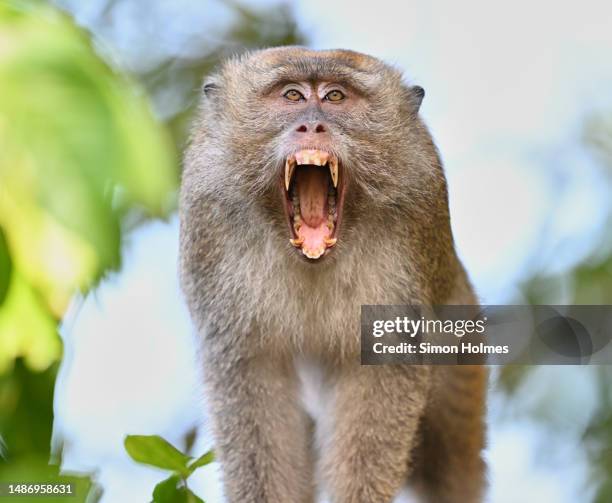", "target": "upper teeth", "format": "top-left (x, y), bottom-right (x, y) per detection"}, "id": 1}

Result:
top-left (284, 149), bottom-right (339, 191)
top-left (295, 149), bottom-right (329, 166)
